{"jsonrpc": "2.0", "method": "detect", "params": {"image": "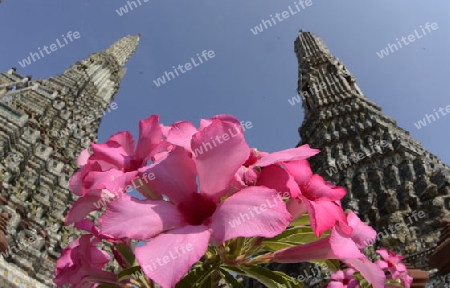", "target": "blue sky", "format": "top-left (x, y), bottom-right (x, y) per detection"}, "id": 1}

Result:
top-left (1, 0), bottom-right (449, 165)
